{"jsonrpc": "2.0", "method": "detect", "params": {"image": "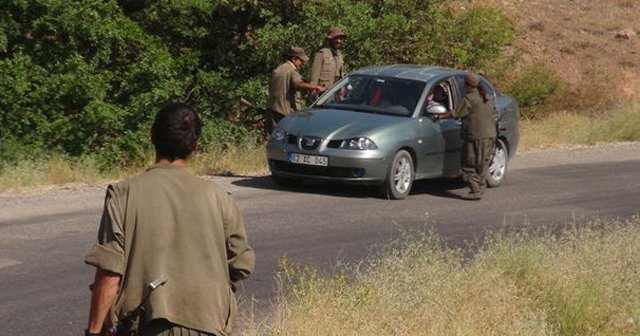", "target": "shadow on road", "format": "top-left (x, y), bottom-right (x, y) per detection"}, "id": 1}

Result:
top-left (231, 175), bottom-right (466, 200)
top-left (411, 177), bottom-right (466, 199)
